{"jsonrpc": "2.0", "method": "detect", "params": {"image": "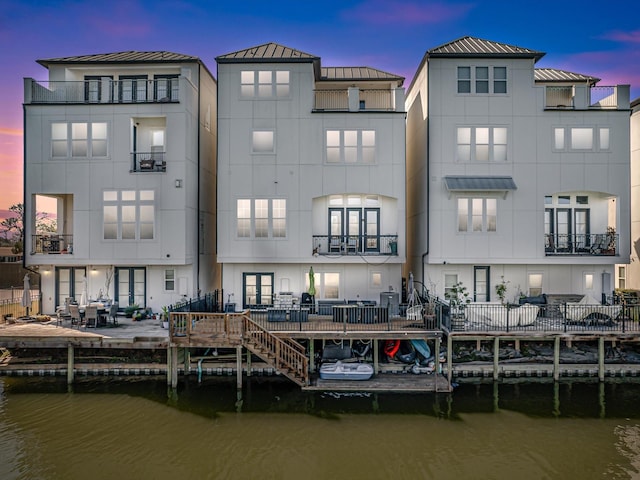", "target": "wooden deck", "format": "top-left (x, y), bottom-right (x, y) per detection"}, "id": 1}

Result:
top-left (305, 372), bottom-right (452, 393)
